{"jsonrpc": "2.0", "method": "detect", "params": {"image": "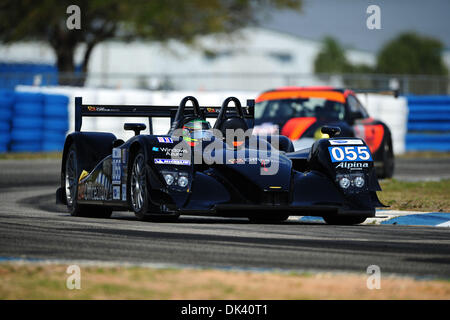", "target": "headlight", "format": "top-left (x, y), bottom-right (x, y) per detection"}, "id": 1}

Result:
top-left (353, 176), bottom-right (365, 188)
top-left (163, 174), bottom-right (174, 185)
top-left (339, 177), bottom-right (351, 189)
top-left (178, 176), bottom-right (189, 188)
